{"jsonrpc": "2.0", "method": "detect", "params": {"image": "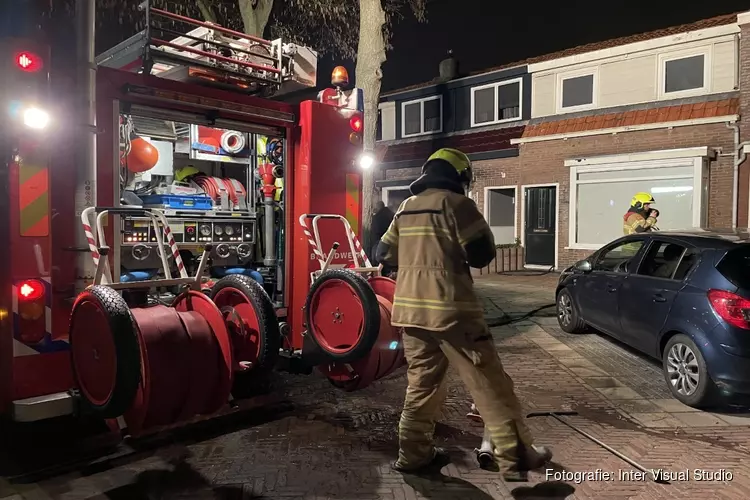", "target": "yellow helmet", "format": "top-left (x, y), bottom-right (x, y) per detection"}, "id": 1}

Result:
top-left (631, 192), bottom-right (655, 208)
top-left (426, 148), bottom-right (473, 188)
top-left (174, 166), bottom-right (200, 182)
